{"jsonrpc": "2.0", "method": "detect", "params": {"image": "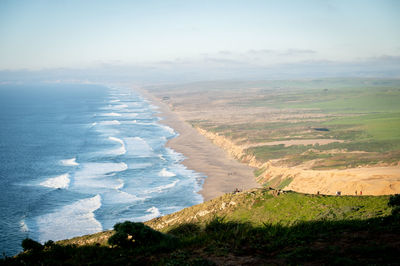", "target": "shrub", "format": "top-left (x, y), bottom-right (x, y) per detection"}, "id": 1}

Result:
top-left (108, 221), bottom-right (166, 248)
top-left (21, 238), bottom-right (43, 252)
top-left (167, 223), bottom-right (201, 237)
top-left (388, 194), bottom-right (400, 207)
top-left (44, 240), bottom-right (54, 247)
